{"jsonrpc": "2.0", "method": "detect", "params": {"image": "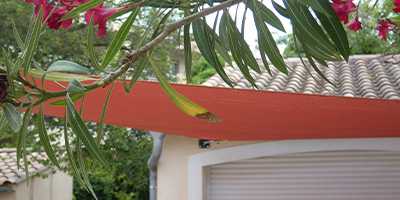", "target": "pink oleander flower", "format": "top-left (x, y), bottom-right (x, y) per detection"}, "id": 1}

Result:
top-left (332, 0), bottom-right (357, 24)
top-left (394, 0), bottom-right (400, 13)
top-left (377, 19), bottom-right (393, 41)
top-left (25, 0), bottom-right (50, 16)
top-left (85, 5), bottom-right (119, 37)
top-left (347, 17), bottom-right (362, 32)
top-left (25, 0), bottom-right (119, 37)
top-left (46, 6), bottom-right (73, 30)
top-left (59, 0), bottom-right (88, 8)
